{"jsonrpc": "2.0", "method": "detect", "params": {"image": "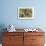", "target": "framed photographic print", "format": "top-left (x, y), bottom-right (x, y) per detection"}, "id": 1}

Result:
top-left (18, 7), bottom-right (34, 19)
